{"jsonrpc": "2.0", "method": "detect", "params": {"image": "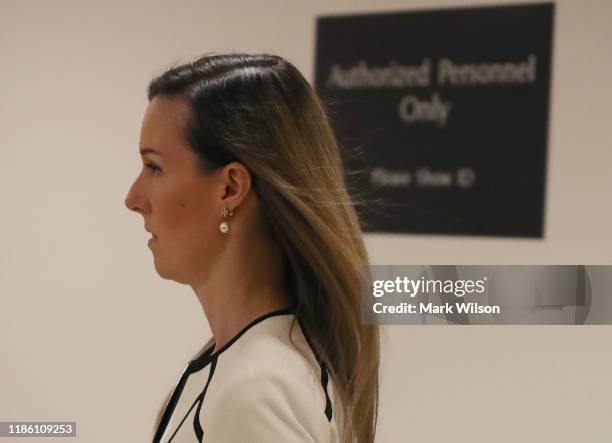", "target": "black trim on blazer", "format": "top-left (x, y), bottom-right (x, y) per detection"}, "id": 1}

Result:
top-left (152, 364), bottom-right (191, 443)
top-left (166, 393), bottom-right (201, 442)
top-left (152, 304), bottom-right (297, 442)
top-left (321, 363), bottom-right (333, 421)
top-left (191, 303), bottom-right (297, 369)
top-left (192, 355), bottom-right (217, 442)
top-left (296, 315), bottom-right (333, 422)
